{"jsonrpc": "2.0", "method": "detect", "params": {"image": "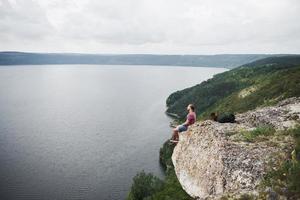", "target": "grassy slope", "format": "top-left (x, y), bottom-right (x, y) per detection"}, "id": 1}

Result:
top-left (166, 56), bottom-right (300, 120)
